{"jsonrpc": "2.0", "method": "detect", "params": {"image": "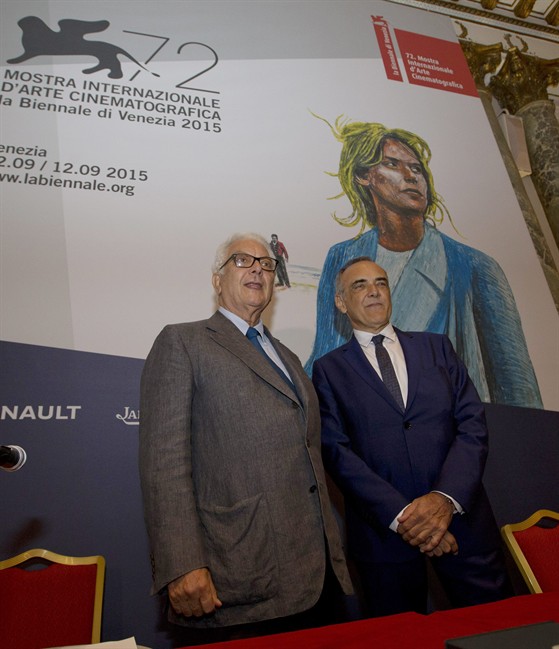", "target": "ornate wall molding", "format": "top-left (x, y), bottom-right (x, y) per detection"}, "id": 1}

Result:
top-left (387, 0), bottom-right (559, 41)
